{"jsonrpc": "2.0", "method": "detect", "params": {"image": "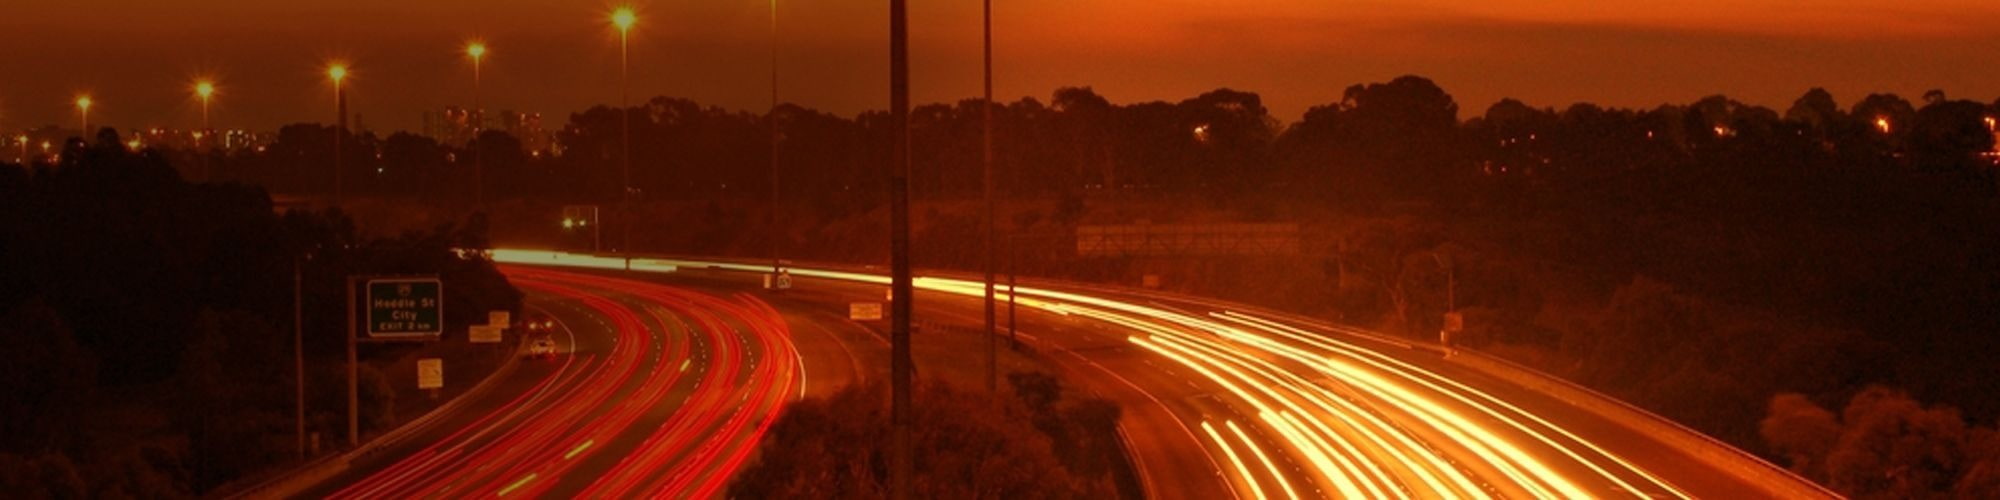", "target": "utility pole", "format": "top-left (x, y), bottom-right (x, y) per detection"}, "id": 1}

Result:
top-left (981, 0), bottom-right (997, 392)
top-left (888, 0), bottom-right (913, 497)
